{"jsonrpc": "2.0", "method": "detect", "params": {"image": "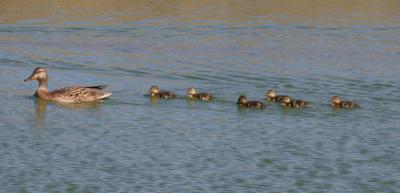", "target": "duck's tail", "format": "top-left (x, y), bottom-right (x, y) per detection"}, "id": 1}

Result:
top-left (100, 92), bottom-right (112, 99)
